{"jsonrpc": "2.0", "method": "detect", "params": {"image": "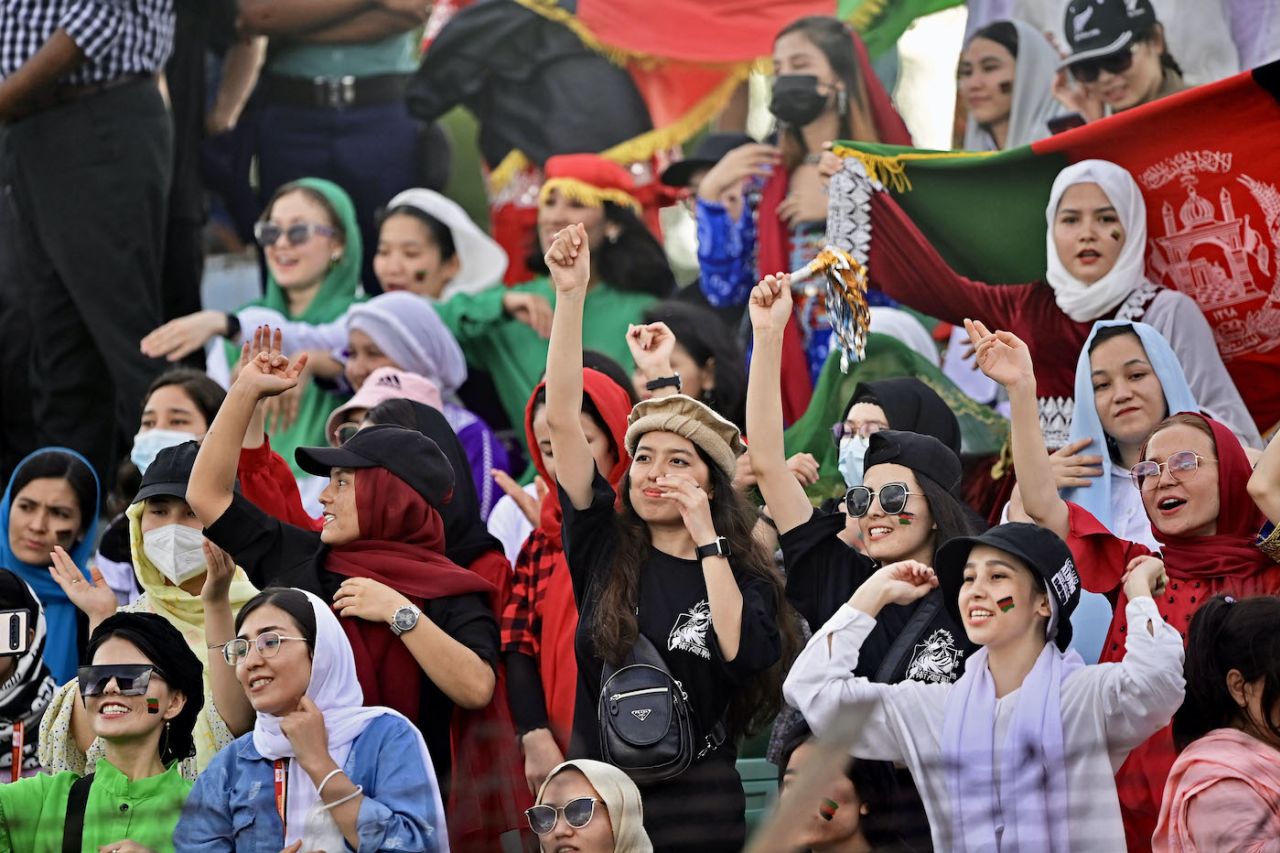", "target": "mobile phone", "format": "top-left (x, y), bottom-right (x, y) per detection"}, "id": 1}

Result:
top-left (0, 610), bottom-right (29, 656)
top-left (1047, 113), bottom-right (1087, 135)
